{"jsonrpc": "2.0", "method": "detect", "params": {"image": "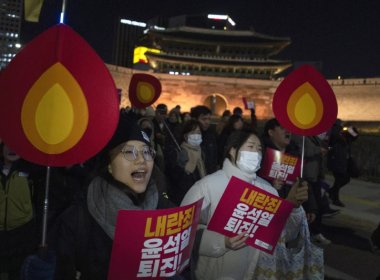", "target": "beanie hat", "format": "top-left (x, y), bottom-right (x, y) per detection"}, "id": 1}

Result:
top-left (103, 113), bottom-right (151, 154)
